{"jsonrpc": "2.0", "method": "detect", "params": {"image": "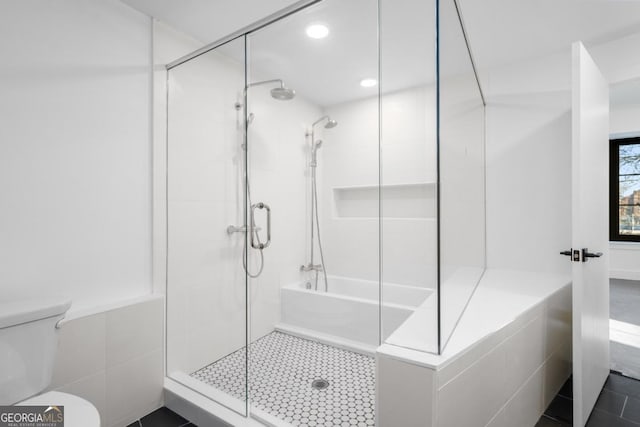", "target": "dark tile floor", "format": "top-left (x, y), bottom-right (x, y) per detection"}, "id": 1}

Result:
top-left (536, 372), bottom-right (640, 426)
top-left (126, 407), bottom-right (196, 427)
top-left (610, 279), bottom-right (640, 379)
top-left (135, 373), bottom-right (640, 427)
top-left (610, 279), bottom-right (640, 326)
